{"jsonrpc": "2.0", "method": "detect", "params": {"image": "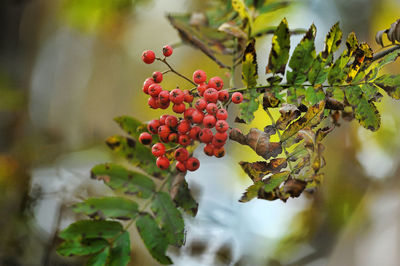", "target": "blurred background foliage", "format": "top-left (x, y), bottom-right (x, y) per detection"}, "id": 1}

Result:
top-left (1, 0), bottom-right (400, 265)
